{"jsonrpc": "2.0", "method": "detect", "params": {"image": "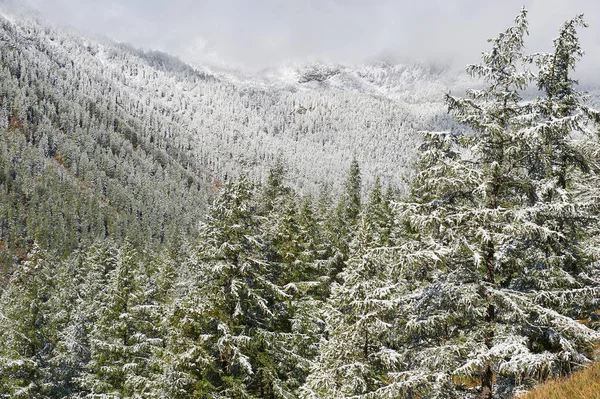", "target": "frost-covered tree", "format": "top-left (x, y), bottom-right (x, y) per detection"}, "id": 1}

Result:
top-left (518, 14), bottom-right (600, 326)
top-left (79, 242), bottom-right (164, 398)
top-left (390, 9), bottom-right (600, 399)
top-left (330, 158), bottom-right (363, 261)
top-left (301, 191), bottom-right (402, 398)
top-left (261, 158), bottom-right (291, 214)
top-left (156, 236), bottom-right (217, 398)
top-left (341, 157), bottom-right (362, 225)
top-left (361, 177), bottom-right (394, 248)
top-left (49, 251), bottom-right (95, 397)
top-left (304, 9), bottom-right (600, 399)
top-left (301, 171), bottom-right (406, 399)
top-left (161, 281), bottom-right (215, 398)
top-left (0, 244), bottom-right (58, 398)
top-left (179, 176), bottom-right (308, 397)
